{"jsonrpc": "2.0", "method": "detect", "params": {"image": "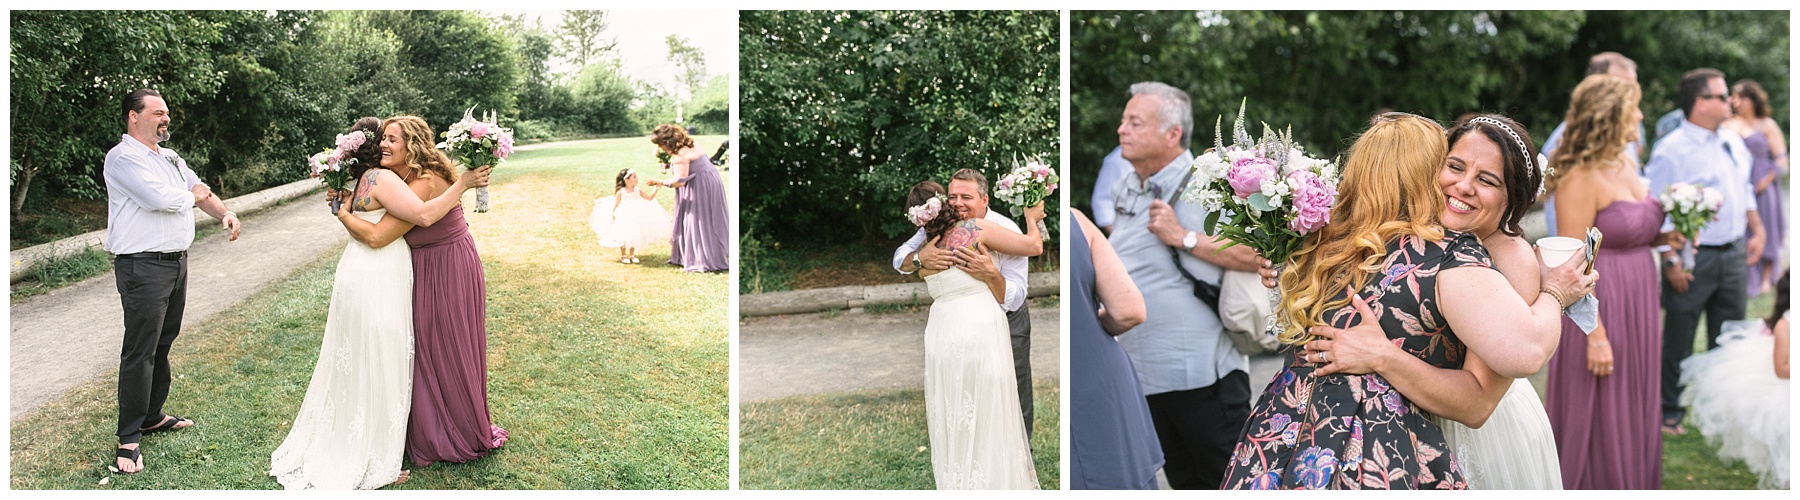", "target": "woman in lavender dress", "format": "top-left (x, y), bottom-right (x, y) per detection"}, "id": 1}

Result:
top-left (645, 125), bottom-right (729, 272)
top-left (1724, 79), bottom-right (1787, 296)
top-left (337, 116), bottom-right (508, 466)
top-left (1543, 75), bottom-right (1668, 489)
